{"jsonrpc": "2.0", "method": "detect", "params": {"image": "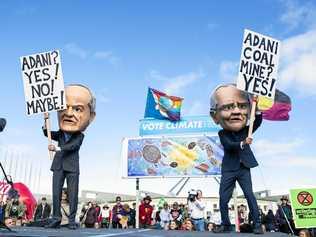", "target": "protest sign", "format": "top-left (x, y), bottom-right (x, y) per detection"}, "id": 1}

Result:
top-left (20, 50), bottom-right (65, 115)
top-left (122, 134), bottom-right (223, 178)
top-left (290, 188), bottom-right (316, 228)
top-left (237, 29), bottom-right (280, 99)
